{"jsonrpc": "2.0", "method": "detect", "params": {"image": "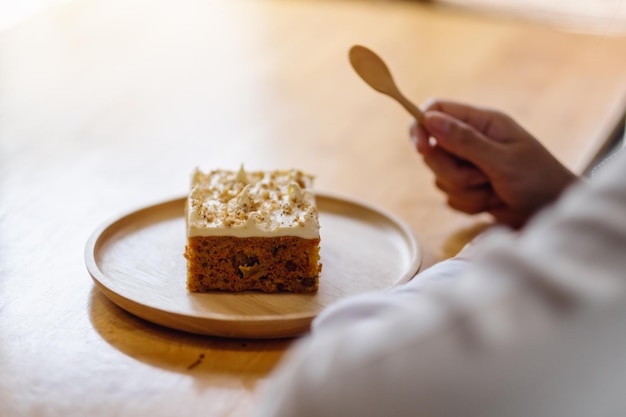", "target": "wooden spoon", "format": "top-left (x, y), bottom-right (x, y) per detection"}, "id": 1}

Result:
top-left (349, 45), bottom-right (424, 123)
